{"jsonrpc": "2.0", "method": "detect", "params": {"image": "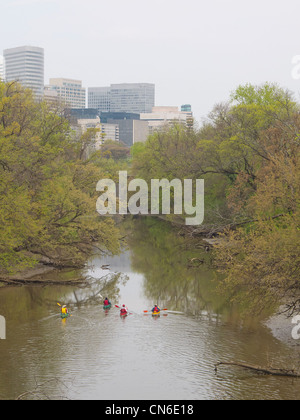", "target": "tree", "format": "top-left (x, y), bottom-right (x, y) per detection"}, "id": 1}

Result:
top-left (131, 82), bottom-right (300, 315)
top-left (214, 118), bottom-right (300, 314)
top-left (0, 81), bottom-right (120, 276)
